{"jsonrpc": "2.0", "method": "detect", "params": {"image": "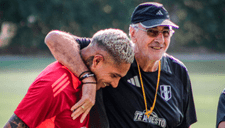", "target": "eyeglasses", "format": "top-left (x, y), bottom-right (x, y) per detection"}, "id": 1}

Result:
top-left (134, 26), bottom-right (173, 37)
